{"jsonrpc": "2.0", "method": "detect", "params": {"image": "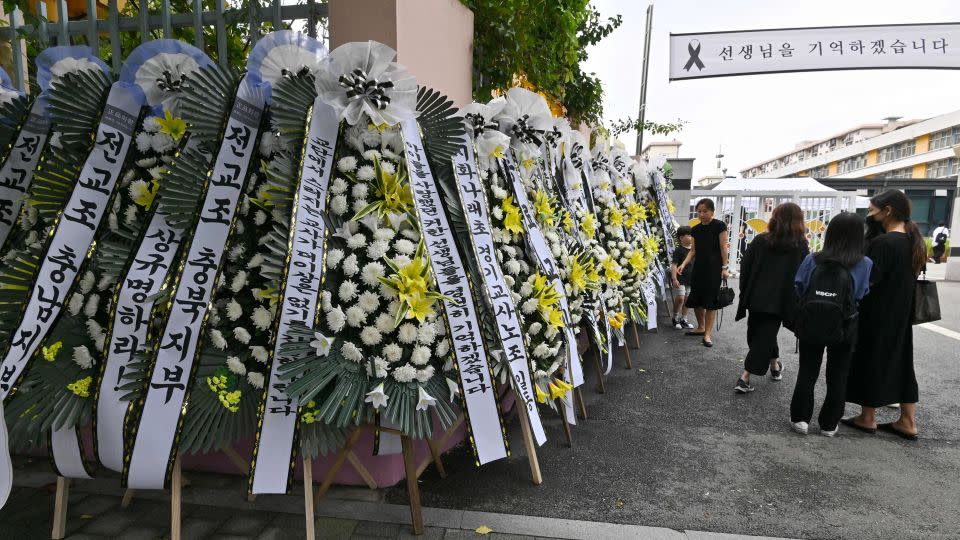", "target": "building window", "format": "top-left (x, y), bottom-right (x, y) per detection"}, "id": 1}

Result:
top-left (807, 165), bottom-right (829, 177)
top-left (925, 158), bottom-right (958, 178)
top-left (877, 167), bottom-right (914, 179)
top-left (837, 154), bottom-right (866, 173)
top-left (877, 140), bottom-right (916, 163)
top-left (929, 126), bottom-right (960, 151)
